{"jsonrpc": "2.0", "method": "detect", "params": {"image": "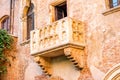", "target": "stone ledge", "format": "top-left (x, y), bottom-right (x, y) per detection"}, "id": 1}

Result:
top-left (20, 39), bottom-right (30, 46)
top-left (32, 43), bottom-right (85, 57)
top-left (102, 6), bottom-right (120, 16)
